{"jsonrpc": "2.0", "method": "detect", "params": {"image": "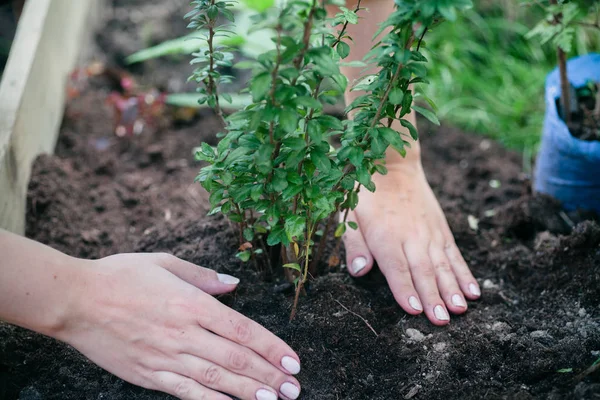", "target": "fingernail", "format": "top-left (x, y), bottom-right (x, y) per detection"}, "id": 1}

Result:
top-left (469, 283), bottom-right (481, 297)
top-left (280, 382), bottom-right (300, 399)
top-left (217, 273), bottom-right (240, 285)
top-left (281, 356), bottom-right (301, 375)
top-left (256, 388), bottom-right (278, 400)
top-left (351, 257), bottom-right (367, 274)
top-left (408, 296), bottom-right (423, 311)
top-left (434, 305), bottom-right (450, 321)
top-left (452, 294), bottom-right (466, 308)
